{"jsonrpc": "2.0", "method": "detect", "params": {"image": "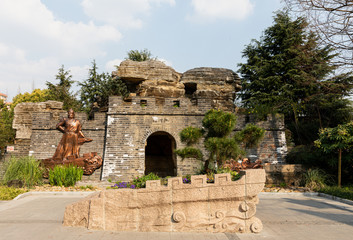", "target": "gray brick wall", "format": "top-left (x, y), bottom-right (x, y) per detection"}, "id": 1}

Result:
top-left (11, 98), bottom-right (287, 182)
